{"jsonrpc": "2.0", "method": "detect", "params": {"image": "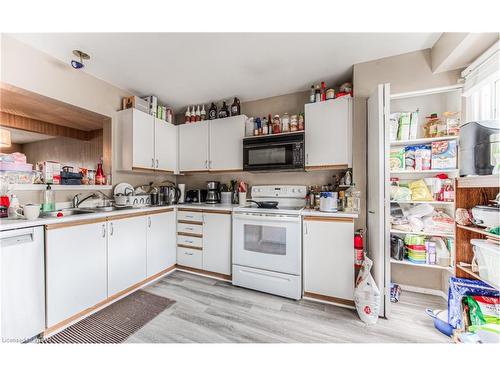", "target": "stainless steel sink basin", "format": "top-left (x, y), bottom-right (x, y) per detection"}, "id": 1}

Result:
top-left (41, 208), bottom-right (95, 217)
top-left (91, 206), bottom-right (118, 212)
